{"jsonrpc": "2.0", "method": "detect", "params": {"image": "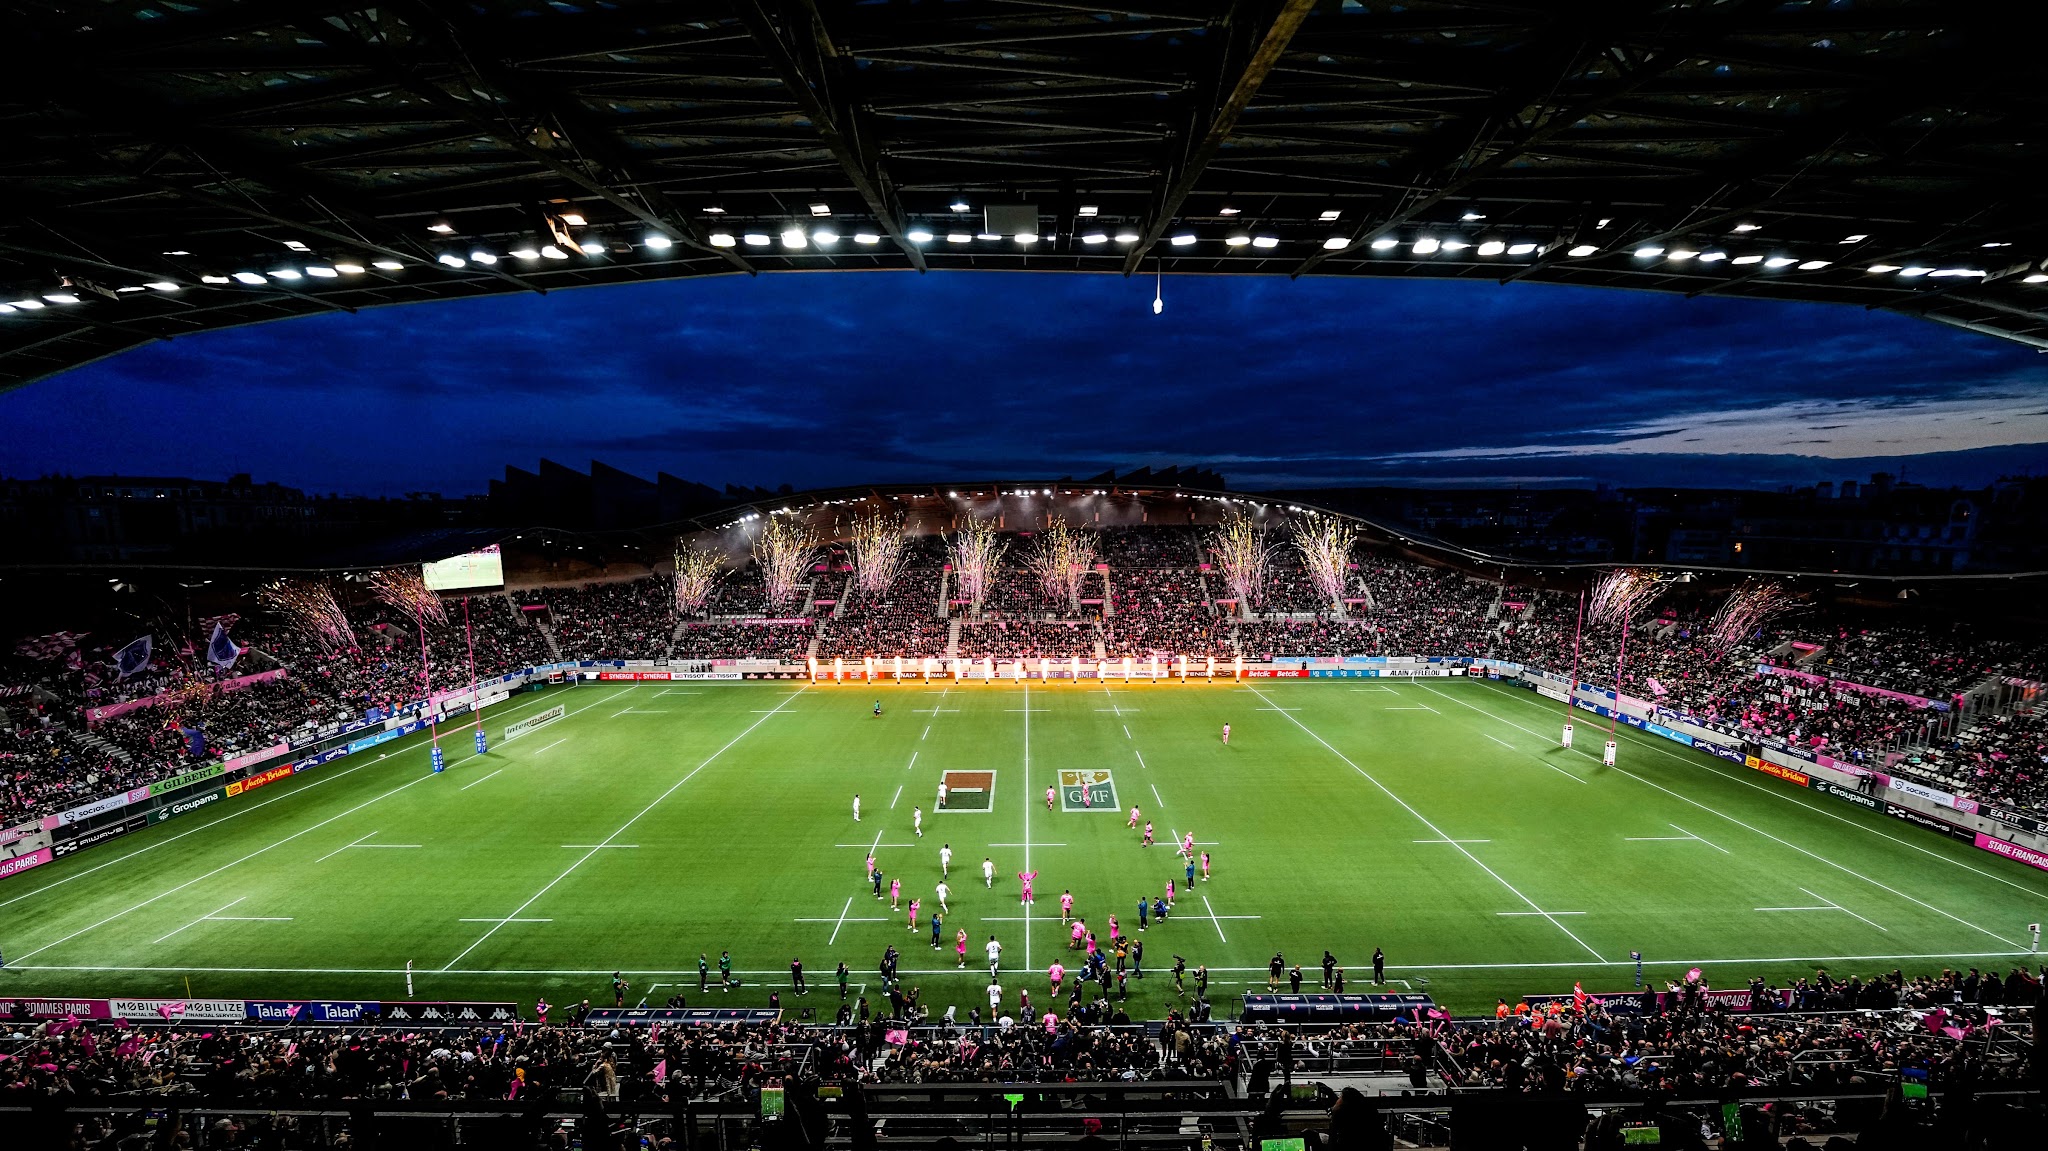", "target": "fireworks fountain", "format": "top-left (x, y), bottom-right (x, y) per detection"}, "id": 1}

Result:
top-left (1291, 515), bottom-right (1358, 614)
top-left (366, 567), bottom-right (448, 629)
top-left (849, 510), bottom-right (911, 598)
top-left (1707, 580), bottom-right (1800, 654)
top-left (673, 542), bottom-right (726, 617)
top-left (368, 567), bottom-right (452, 744)
top-left (1024, 519), bottom-right (1096, 606)
top-left (256, 579), bottom-right (356, 655)
top-left (1585, 569), bottom-right (1665, 762)
top-left (752, 515), bottom-right (819, 609)
top-left (1209, 513), bottom-right (1272, 616)
top-left (1587, 568), bottom-right (1662, 631)
top-left (948, 517), bottom-right (1007, 613)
